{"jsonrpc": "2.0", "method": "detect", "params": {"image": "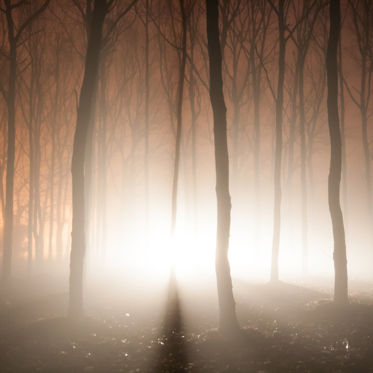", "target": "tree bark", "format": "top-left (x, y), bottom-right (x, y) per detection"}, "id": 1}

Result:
top-left (326, 0), bottom-right (348, 305)
top-left (206, 0), bottom-right (239, 335)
